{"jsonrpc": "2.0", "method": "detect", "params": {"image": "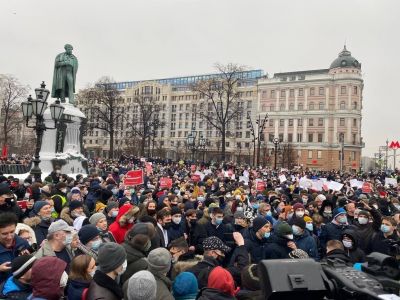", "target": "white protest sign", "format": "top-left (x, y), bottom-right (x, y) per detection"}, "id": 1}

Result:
top-left (350, 179), bottom-right (364, 189)
top-left (279, 174), bottom-right (287, 183)
top-left (299, 177), bottom-right (313, 189)
top-left (385, 178), bottom-right (398, 187)
top-left (239, 176), bottom-right (249, 184)
top-left (204, 169), bottom-right (213, 175)
top-left (328, 181), bottom-right (344, 191)
top-left (311, 180), bottom-right (324, 191)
